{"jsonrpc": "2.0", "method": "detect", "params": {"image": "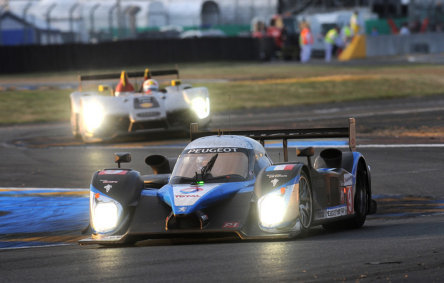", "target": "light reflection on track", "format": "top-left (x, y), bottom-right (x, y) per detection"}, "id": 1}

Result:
top-left (0, 188), bottom-right (89, 249)
top-left (371, 194), bottom-right (444, 218)
top-left (1, 188), bottom-right (444, 249)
